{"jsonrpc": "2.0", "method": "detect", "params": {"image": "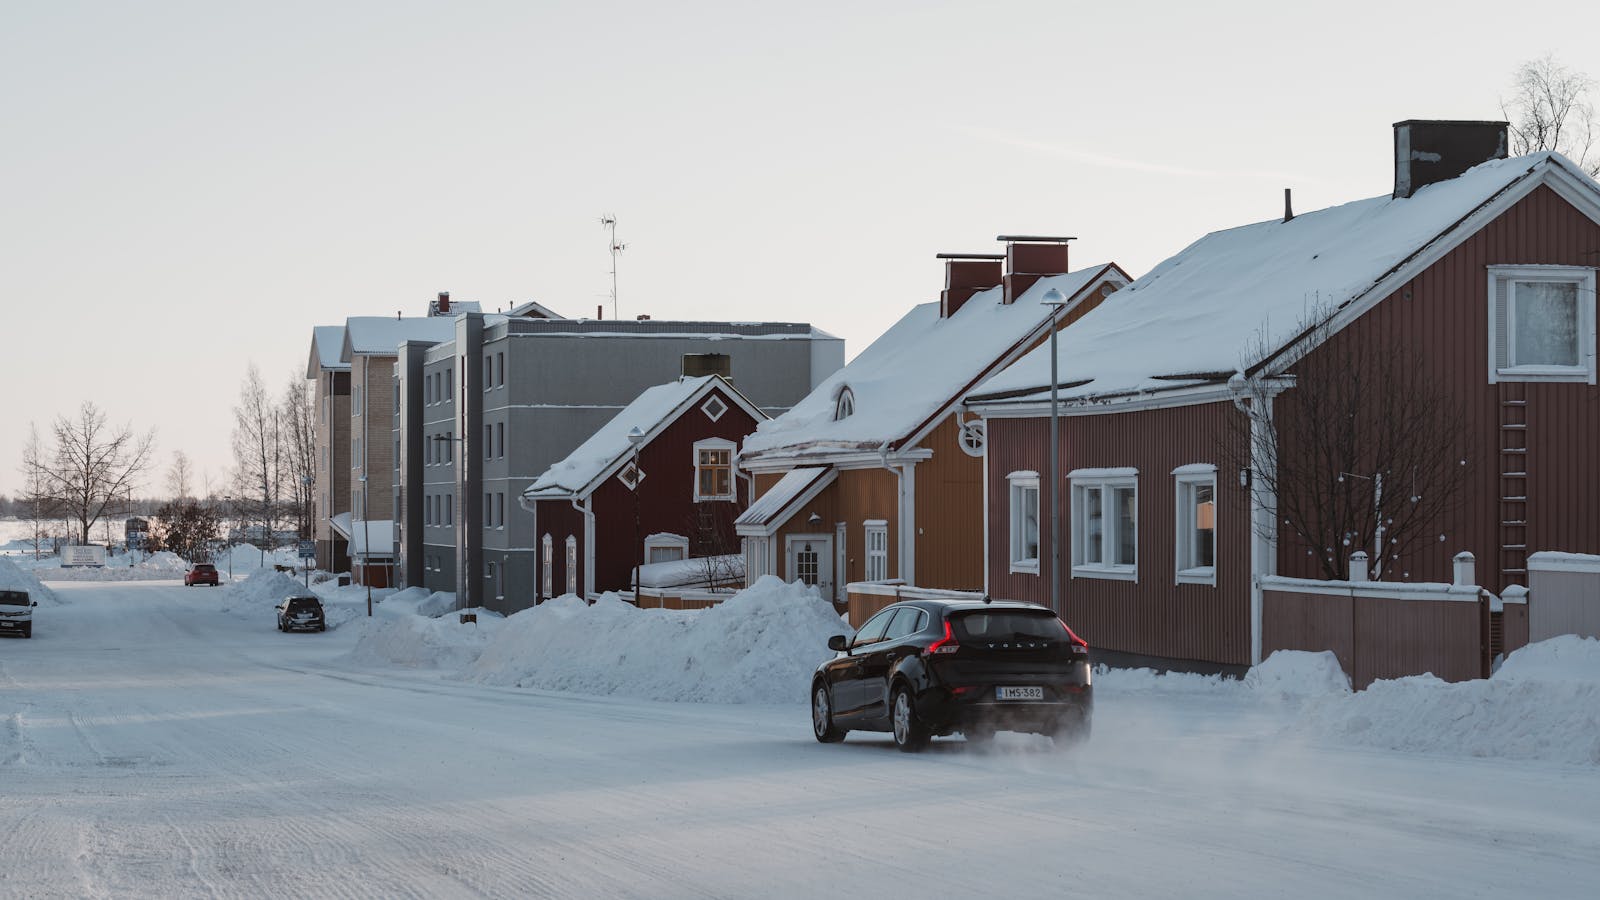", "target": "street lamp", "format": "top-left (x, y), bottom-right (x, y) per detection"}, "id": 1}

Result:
top-left (627, 426), bottom-right (645, 603)
top-left (1042, 286), bottom-right (1068, 616)
top-left (359, 474), bottom-right (372, 617)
